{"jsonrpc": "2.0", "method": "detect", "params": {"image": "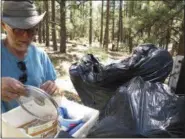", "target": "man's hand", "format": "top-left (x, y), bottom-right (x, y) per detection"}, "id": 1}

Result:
top-left (2, 77), bottom-right (26, 102)
top-left (40, 80), bottom-right (58, 95)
